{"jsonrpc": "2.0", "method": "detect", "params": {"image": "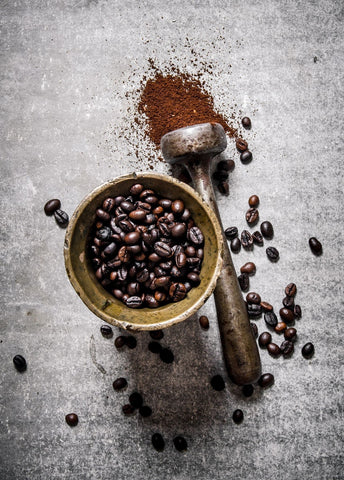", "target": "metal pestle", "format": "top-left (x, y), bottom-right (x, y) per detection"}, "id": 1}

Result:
top-left (161, 122), bottom-right (261, 385)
